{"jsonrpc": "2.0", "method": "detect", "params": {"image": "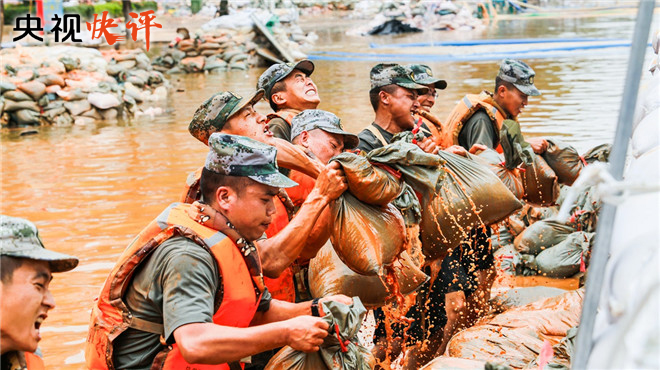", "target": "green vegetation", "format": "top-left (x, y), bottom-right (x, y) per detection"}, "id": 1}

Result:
top-left (3, 1), bottom-right (158, 25)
